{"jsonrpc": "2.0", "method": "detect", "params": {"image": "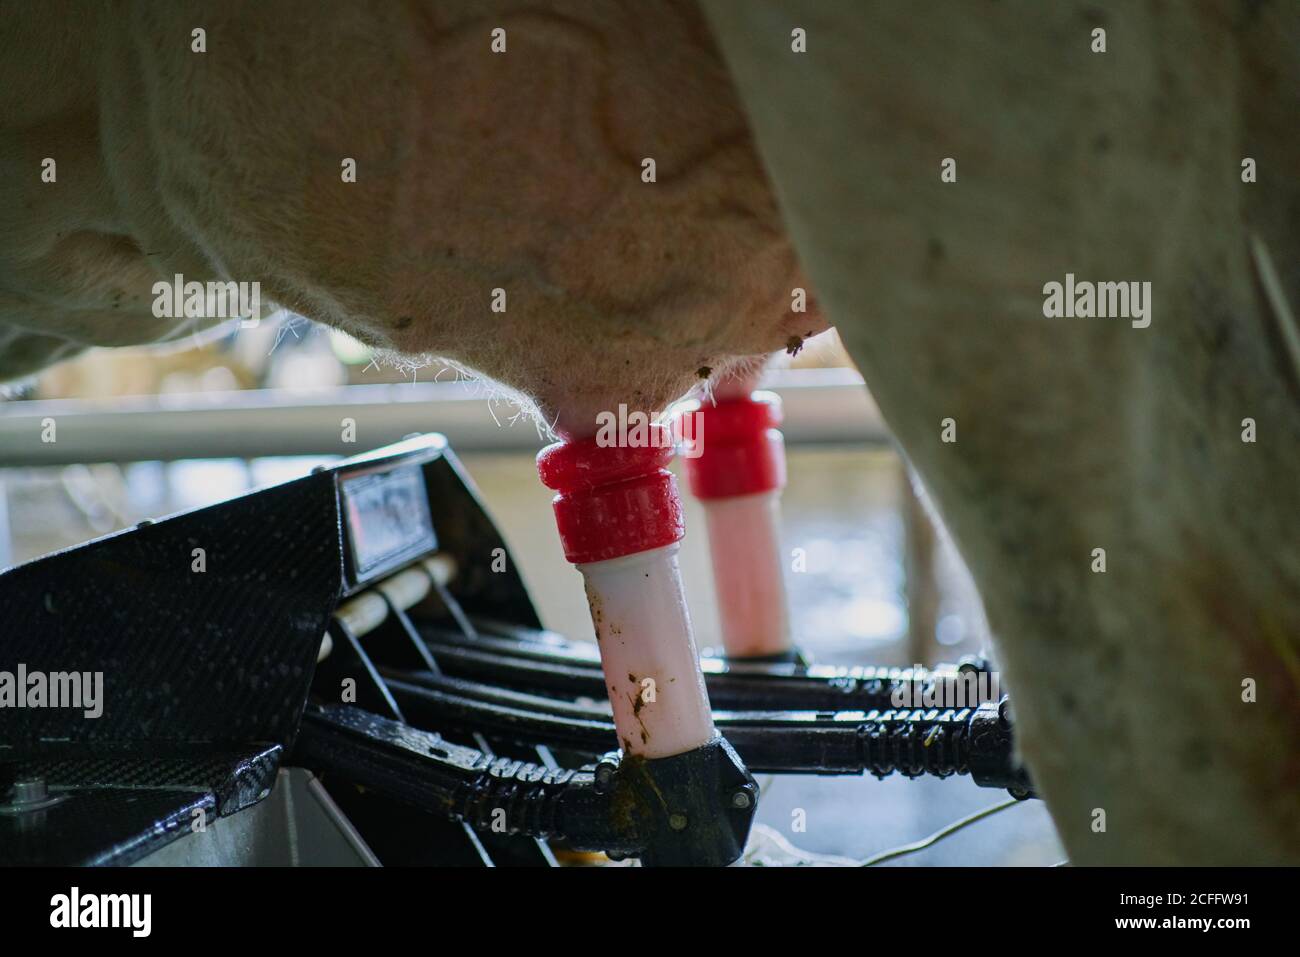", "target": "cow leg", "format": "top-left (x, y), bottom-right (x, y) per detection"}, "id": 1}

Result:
top-left (702, 0), bottom-right (1300, 863)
